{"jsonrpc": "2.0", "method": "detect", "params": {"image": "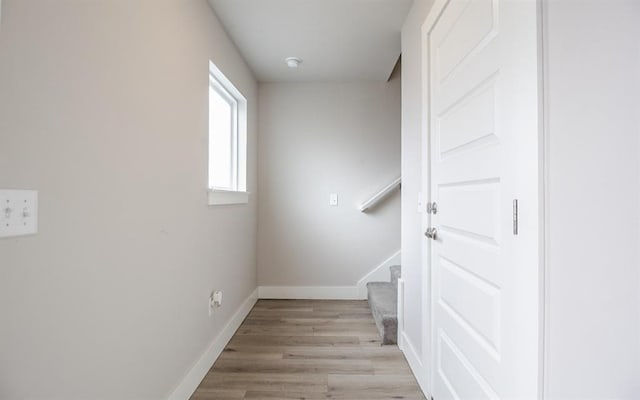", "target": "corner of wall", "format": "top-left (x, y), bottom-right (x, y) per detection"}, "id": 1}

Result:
top-left (166, 288), bottom-right (259, 400)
